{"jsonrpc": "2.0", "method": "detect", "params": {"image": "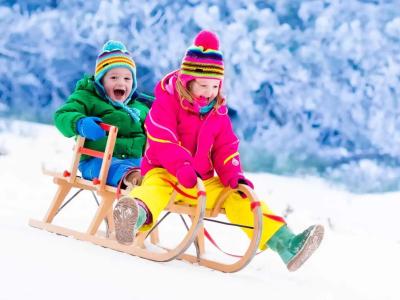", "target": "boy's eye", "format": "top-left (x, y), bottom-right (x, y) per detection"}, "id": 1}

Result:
top-left (125, 77), bottom-right (131, 80)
